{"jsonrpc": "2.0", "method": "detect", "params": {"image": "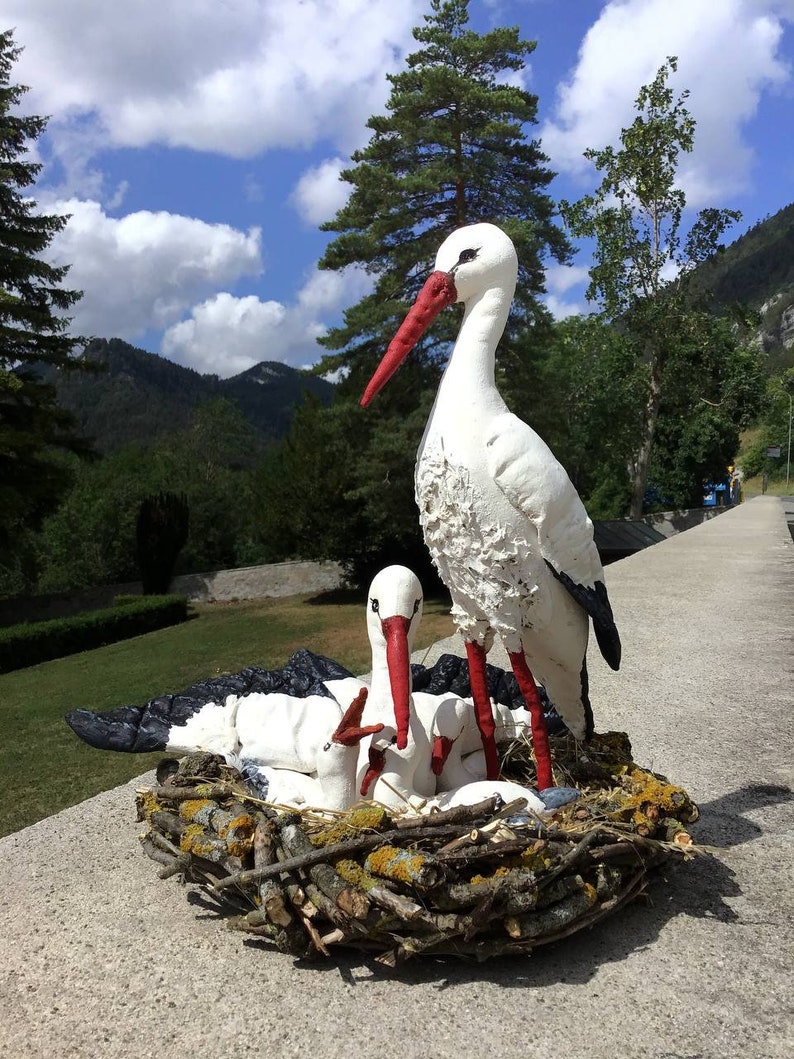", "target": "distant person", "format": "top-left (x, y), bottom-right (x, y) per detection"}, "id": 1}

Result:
top-left (762, 471), bottom-right (769, 495)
